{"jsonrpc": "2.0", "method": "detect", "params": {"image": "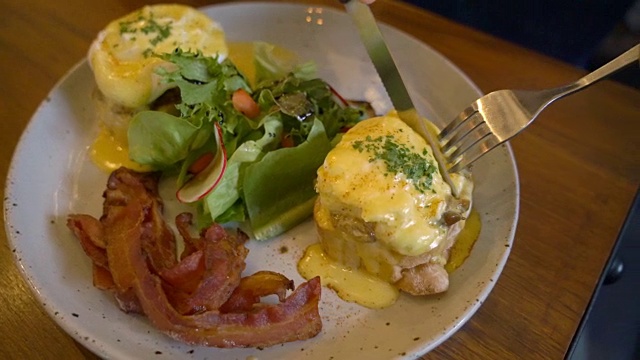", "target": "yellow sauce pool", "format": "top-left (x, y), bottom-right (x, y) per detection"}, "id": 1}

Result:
top-left (298, 243), bottom-right (399, 309)
top-left (89, 127), bottom-right (152, 173)
top-left (445, 208), bottom-right (482, 273)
